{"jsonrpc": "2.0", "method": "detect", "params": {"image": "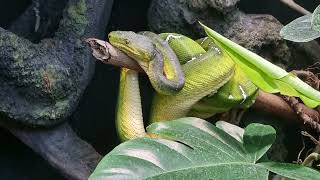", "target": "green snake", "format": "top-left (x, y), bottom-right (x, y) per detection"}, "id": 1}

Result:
top-left (108, 31), bottom-right (258, 141)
